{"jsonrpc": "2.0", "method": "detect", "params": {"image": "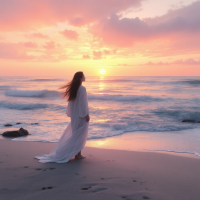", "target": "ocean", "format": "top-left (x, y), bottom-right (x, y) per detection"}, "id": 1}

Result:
top-left (1, 76), bottom-right (200, 156)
